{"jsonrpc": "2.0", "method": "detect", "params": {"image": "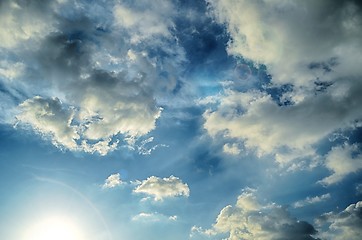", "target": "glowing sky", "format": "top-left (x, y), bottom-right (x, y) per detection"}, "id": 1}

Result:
top-left (1, 0), bottom-right (362, 239)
